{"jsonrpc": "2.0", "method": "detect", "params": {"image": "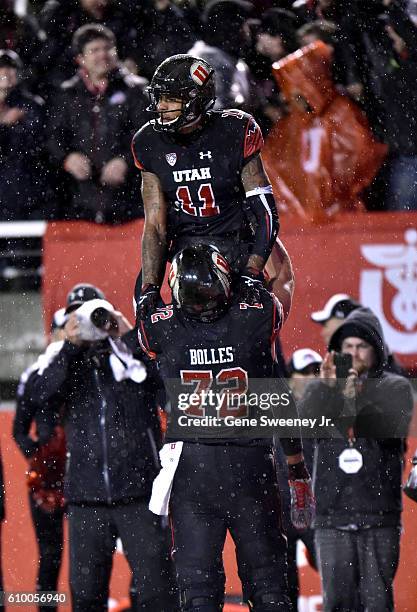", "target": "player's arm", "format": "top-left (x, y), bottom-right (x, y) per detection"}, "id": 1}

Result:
top-left (142, 170), bottom-right (168, 287)
top-left (241, 154), bottom-right (280, 274)
top-left (266, 237), bottom-right (294, 322)
top-left (137, 311), bottom-right (165, 360)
